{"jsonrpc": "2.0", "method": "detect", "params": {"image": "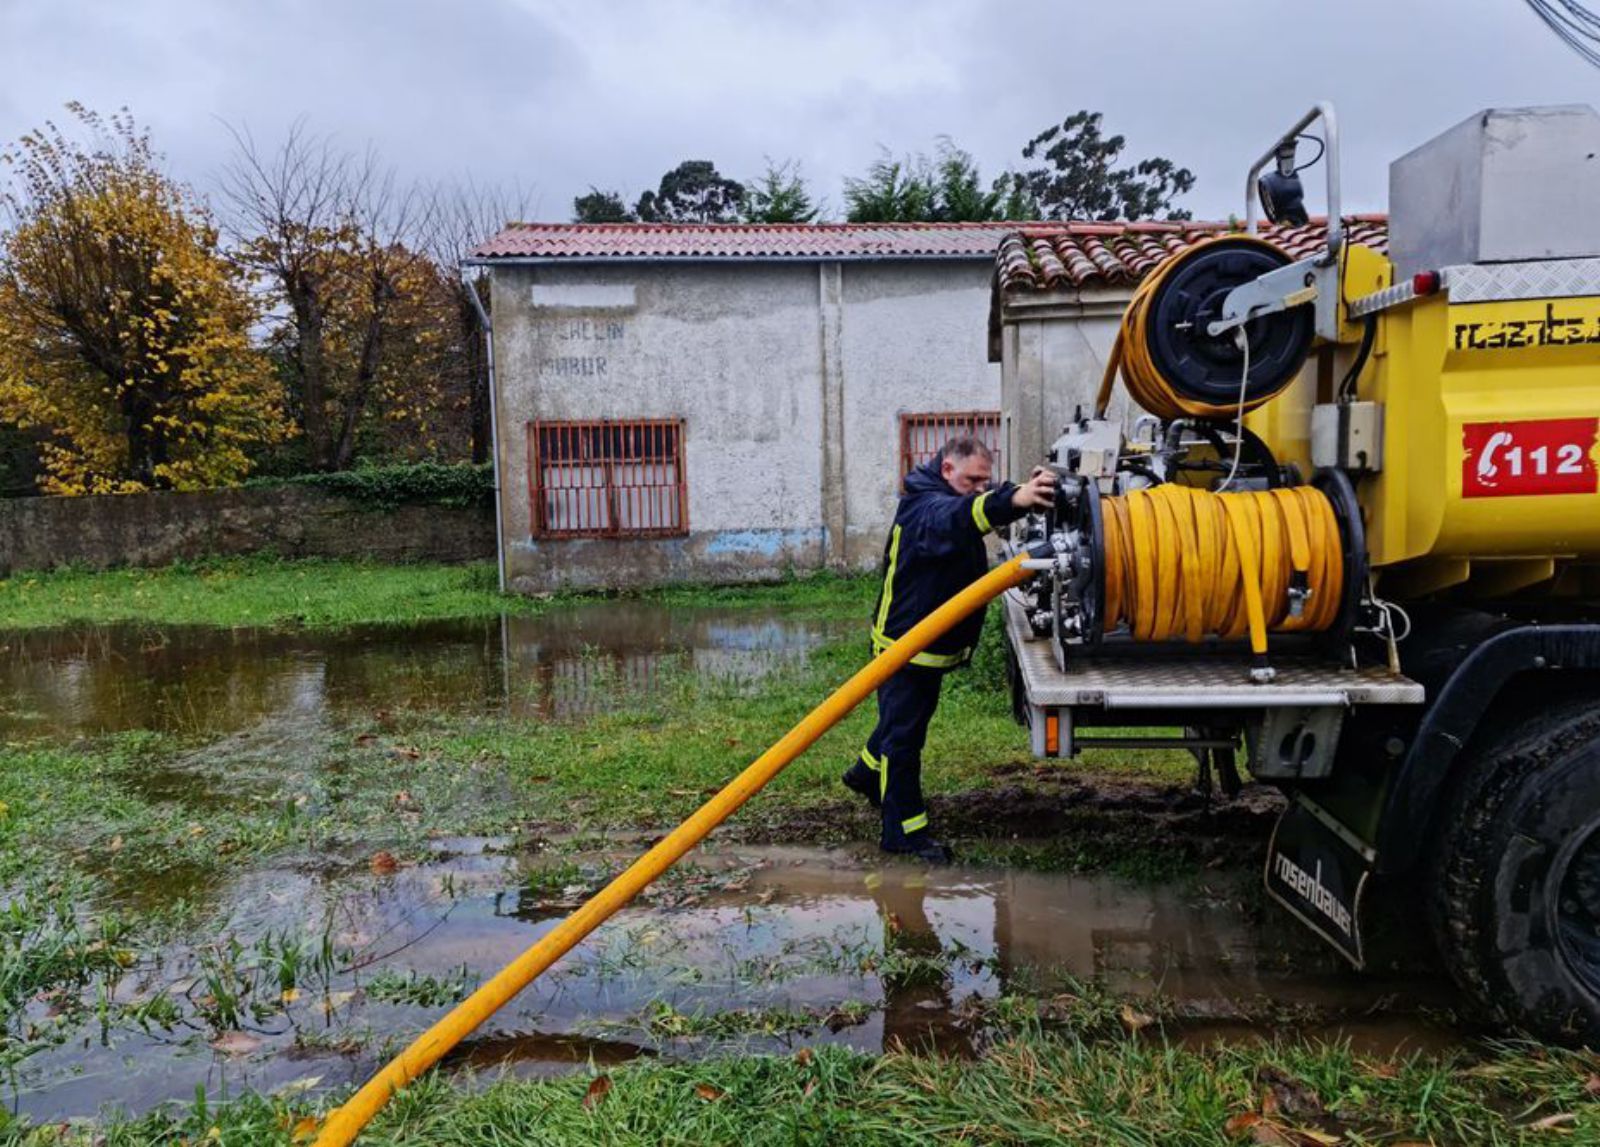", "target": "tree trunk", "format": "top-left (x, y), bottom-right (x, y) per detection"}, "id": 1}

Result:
top-left (331, 283), bottom-right (388, 472)
top-left (292, 285), bottom-right (332, 471)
